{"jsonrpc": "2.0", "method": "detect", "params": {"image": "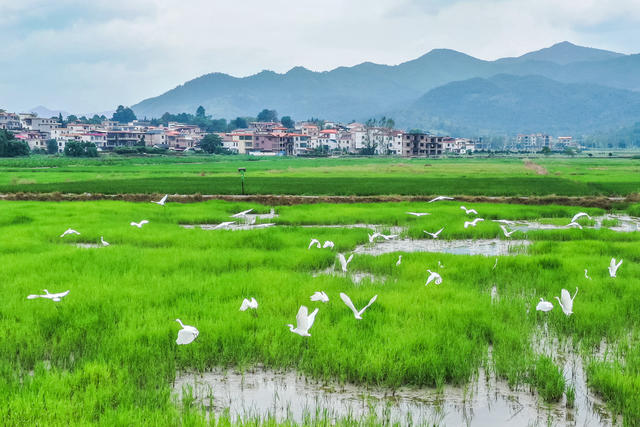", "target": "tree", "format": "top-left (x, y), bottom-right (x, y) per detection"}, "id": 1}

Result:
top-left (0, 130), bottom-right (30, 157)
top-left (257, 109), bottom-right (278, 122)
top-left (196, 106), bottom-right (206, 119)
top-left (229, 117), bottom-right (248, 130)
top-left (281, 116), bottom-right (294, 129)
top-left (198, 134), bottom-right (226, 154)
top-left (540, 146), bottom-right (552, 155)
top-left (63, 141), bottom-right (98, 157)
top-left (112, 105), bottom-right (137, 123)
top-left (46, 139), bottom-right (58, 154)
top-left (66, 114), bottom-right (78, 123)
